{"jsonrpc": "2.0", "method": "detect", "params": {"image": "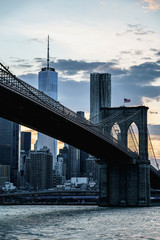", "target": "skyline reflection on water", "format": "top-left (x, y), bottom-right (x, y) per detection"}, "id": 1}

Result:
top-left (0, 205), bottom-right (160, 240)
